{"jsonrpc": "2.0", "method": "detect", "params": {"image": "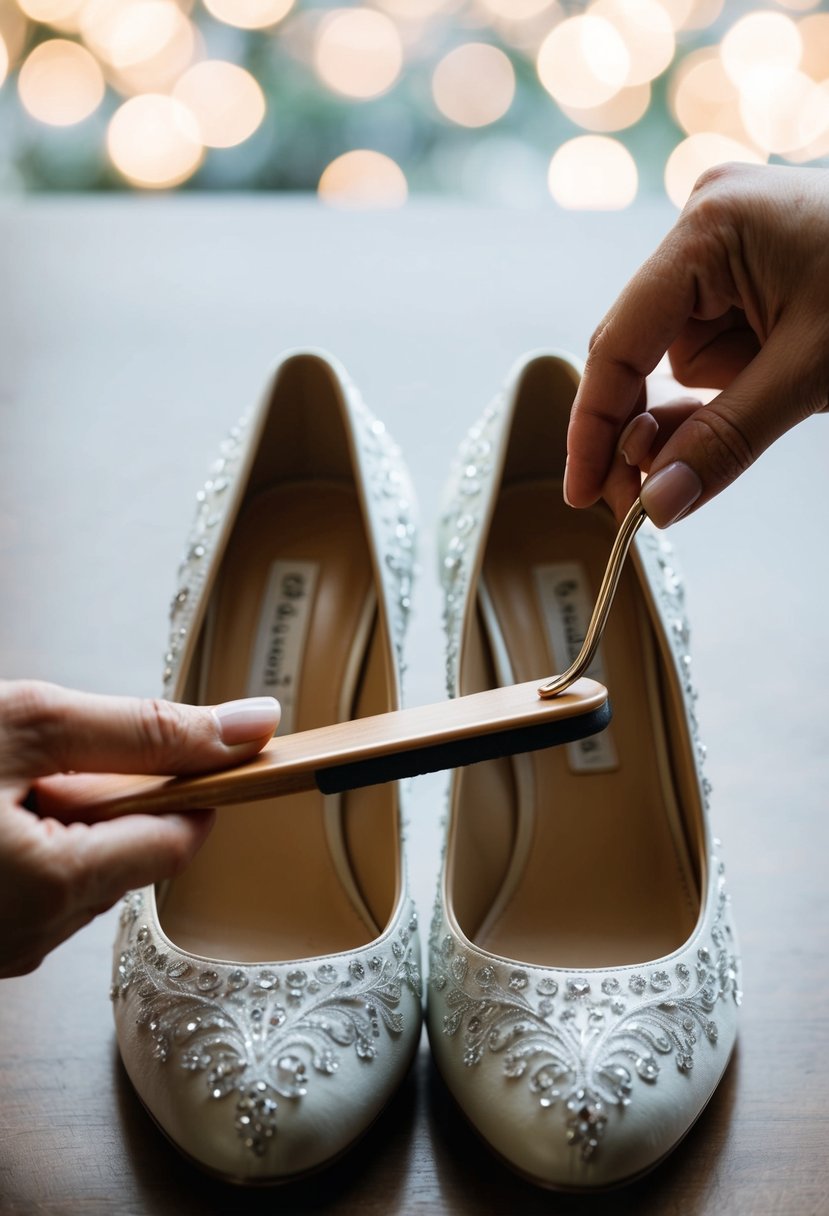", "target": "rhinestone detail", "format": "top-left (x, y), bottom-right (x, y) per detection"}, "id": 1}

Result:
top-left (429, 877), bottom-right (739, 1163)
top-left (431, 369), bottom-right (742, 1164)
top-left (112, 893), bottom-right (422, 1157)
